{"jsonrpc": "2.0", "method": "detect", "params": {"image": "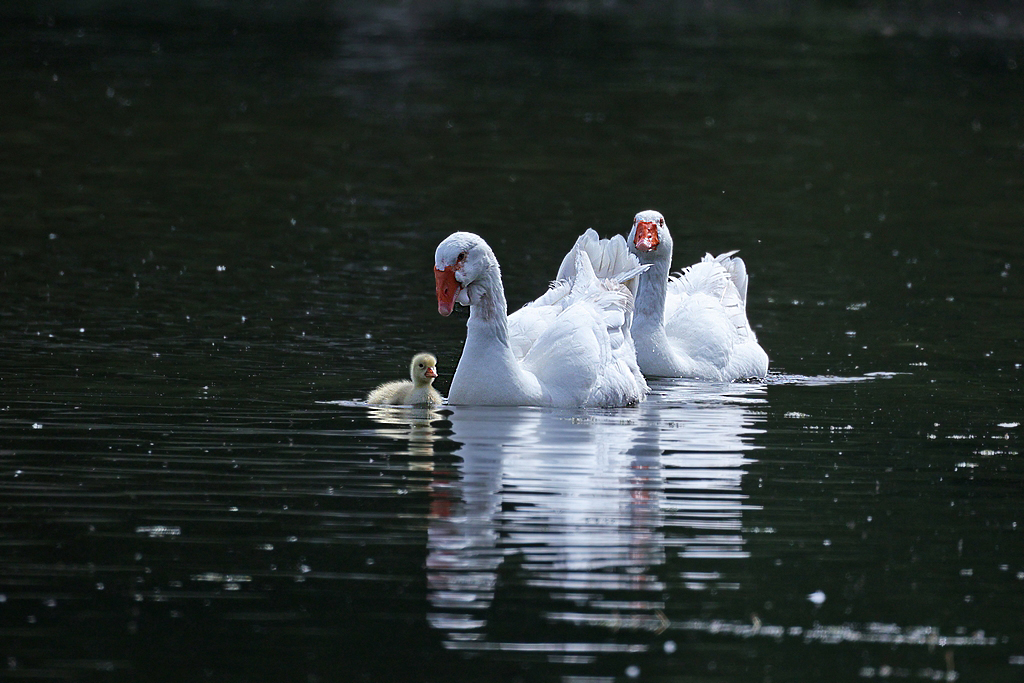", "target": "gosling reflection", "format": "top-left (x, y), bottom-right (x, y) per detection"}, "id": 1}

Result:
top-left (366, 404), bottom-right (444, 463)
top-left (426, 381), bottom-right (766, 653)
